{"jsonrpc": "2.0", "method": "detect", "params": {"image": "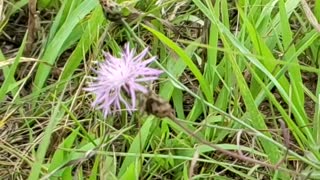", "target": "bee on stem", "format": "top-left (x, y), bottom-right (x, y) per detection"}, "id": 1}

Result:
top-left (142, 91), bottom-right (175, 119)
top-left (99, 0), bottom-right (123, 22)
